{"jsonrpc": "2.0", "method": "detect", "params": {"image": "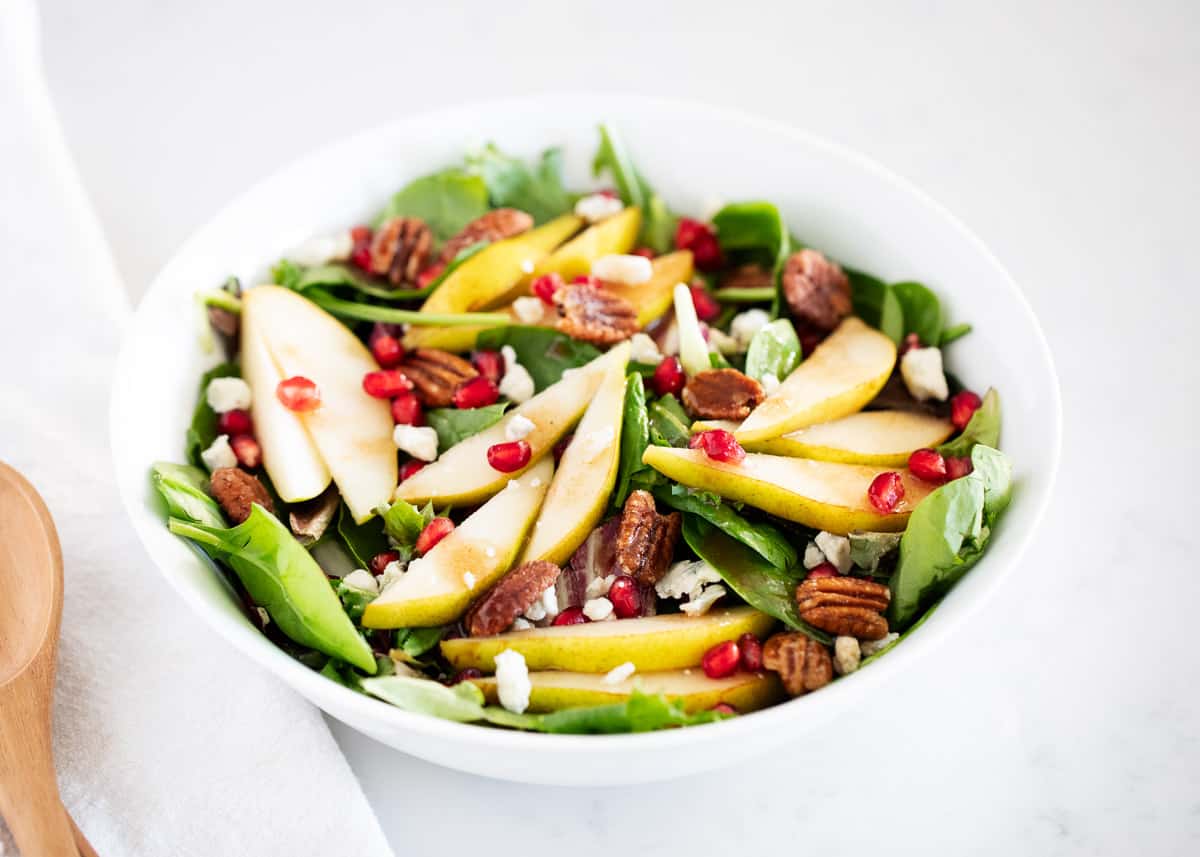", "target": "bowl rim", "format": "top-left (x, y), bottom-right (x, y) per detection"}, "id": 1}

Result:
top-left (111, 92), bottom-right (1062, 753)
